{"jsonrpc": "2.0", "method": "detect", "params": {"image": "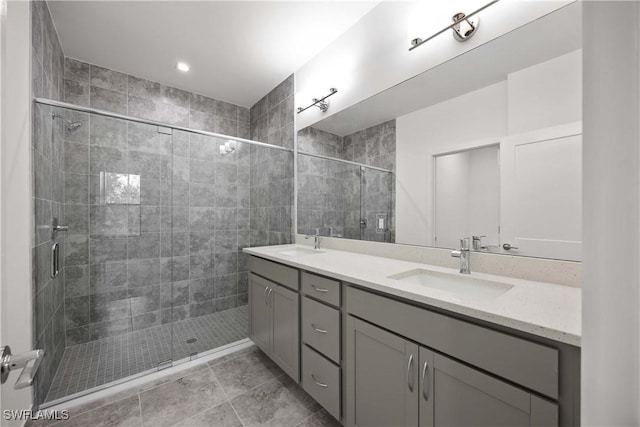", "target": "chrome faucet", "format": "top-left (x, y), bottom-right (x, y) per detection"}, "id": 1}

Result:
top-left (305, 230), bottom-right (322, 250)
top-left (451, 237), bottom-right (471, 274)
